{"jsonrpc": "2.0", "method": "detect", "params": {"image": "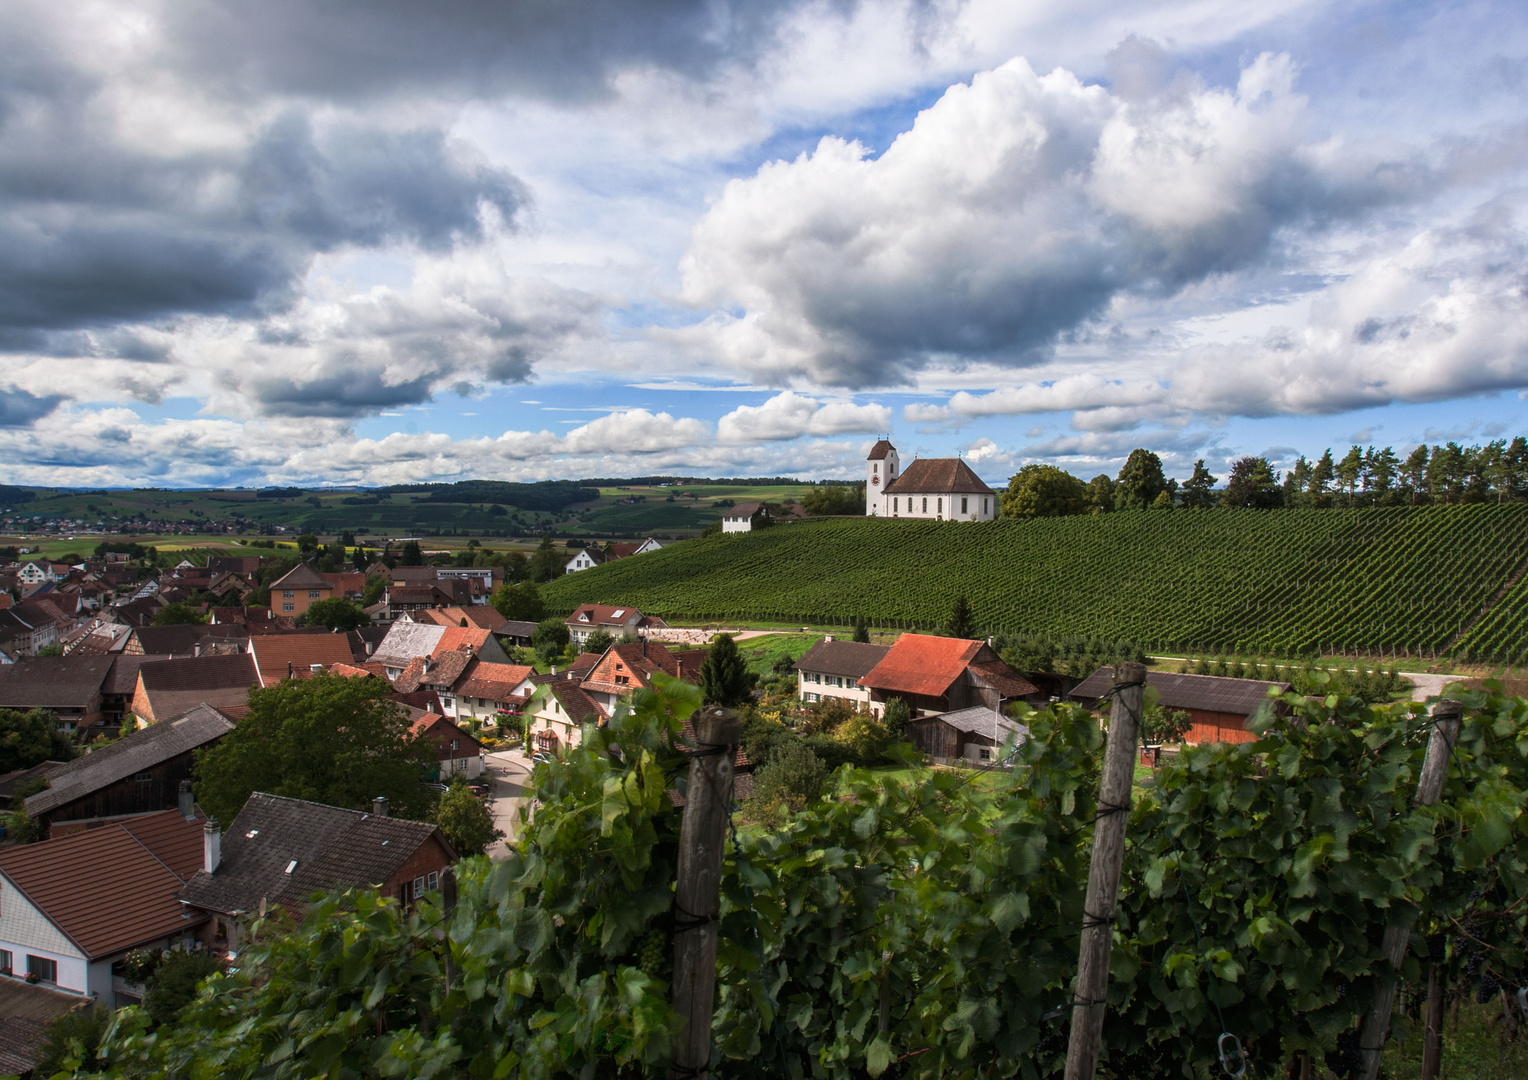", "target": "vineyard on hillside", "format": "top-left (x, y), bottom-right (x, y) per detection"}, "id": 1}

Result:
top-left (541, 506), bottom-right (1528, 661)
